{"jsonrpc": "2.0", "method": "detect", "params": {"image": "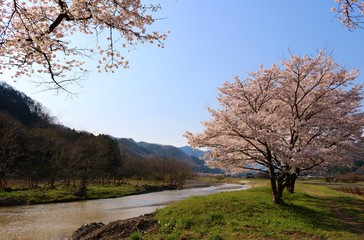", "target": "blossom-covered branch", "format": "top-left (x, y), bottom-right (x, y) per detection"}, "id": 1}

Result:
top-left (333, 0), bottom-right (364, 29)
top-left (0, 0), bottom-right (168, 92)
